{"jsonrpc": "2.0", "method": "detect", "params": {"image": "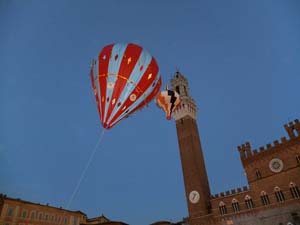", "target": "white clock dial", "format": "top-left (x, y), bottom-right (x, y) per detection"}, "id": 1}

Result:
top-left (189, 190), bottom-right (200, 204)
top-left (269, 158), bottom-right (283, 173)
